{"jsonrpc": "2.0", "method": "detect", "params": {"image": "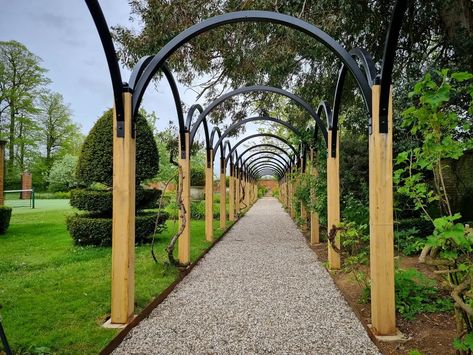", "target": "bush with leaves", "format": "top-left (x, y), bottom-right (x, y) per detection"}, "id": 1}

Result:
top-left (68, 109), bottom-right (166, 246)
top-left (47, 154), bottom-right (78, 192)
